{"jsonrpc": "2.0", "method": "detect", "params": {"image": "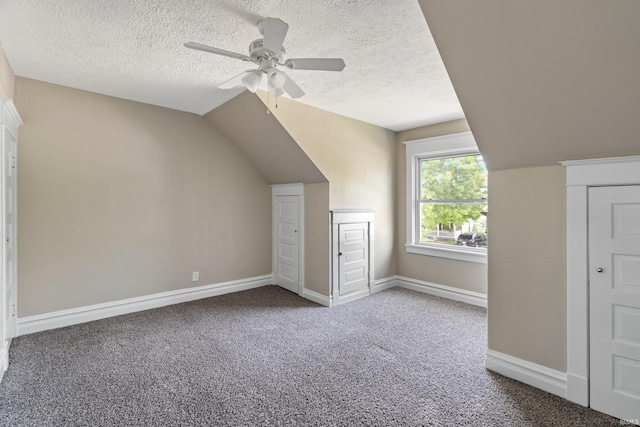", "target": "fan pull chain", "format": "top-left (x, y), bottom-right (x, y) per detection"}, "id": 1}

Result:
top-left (265, 89), bottom-right (278, 114)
